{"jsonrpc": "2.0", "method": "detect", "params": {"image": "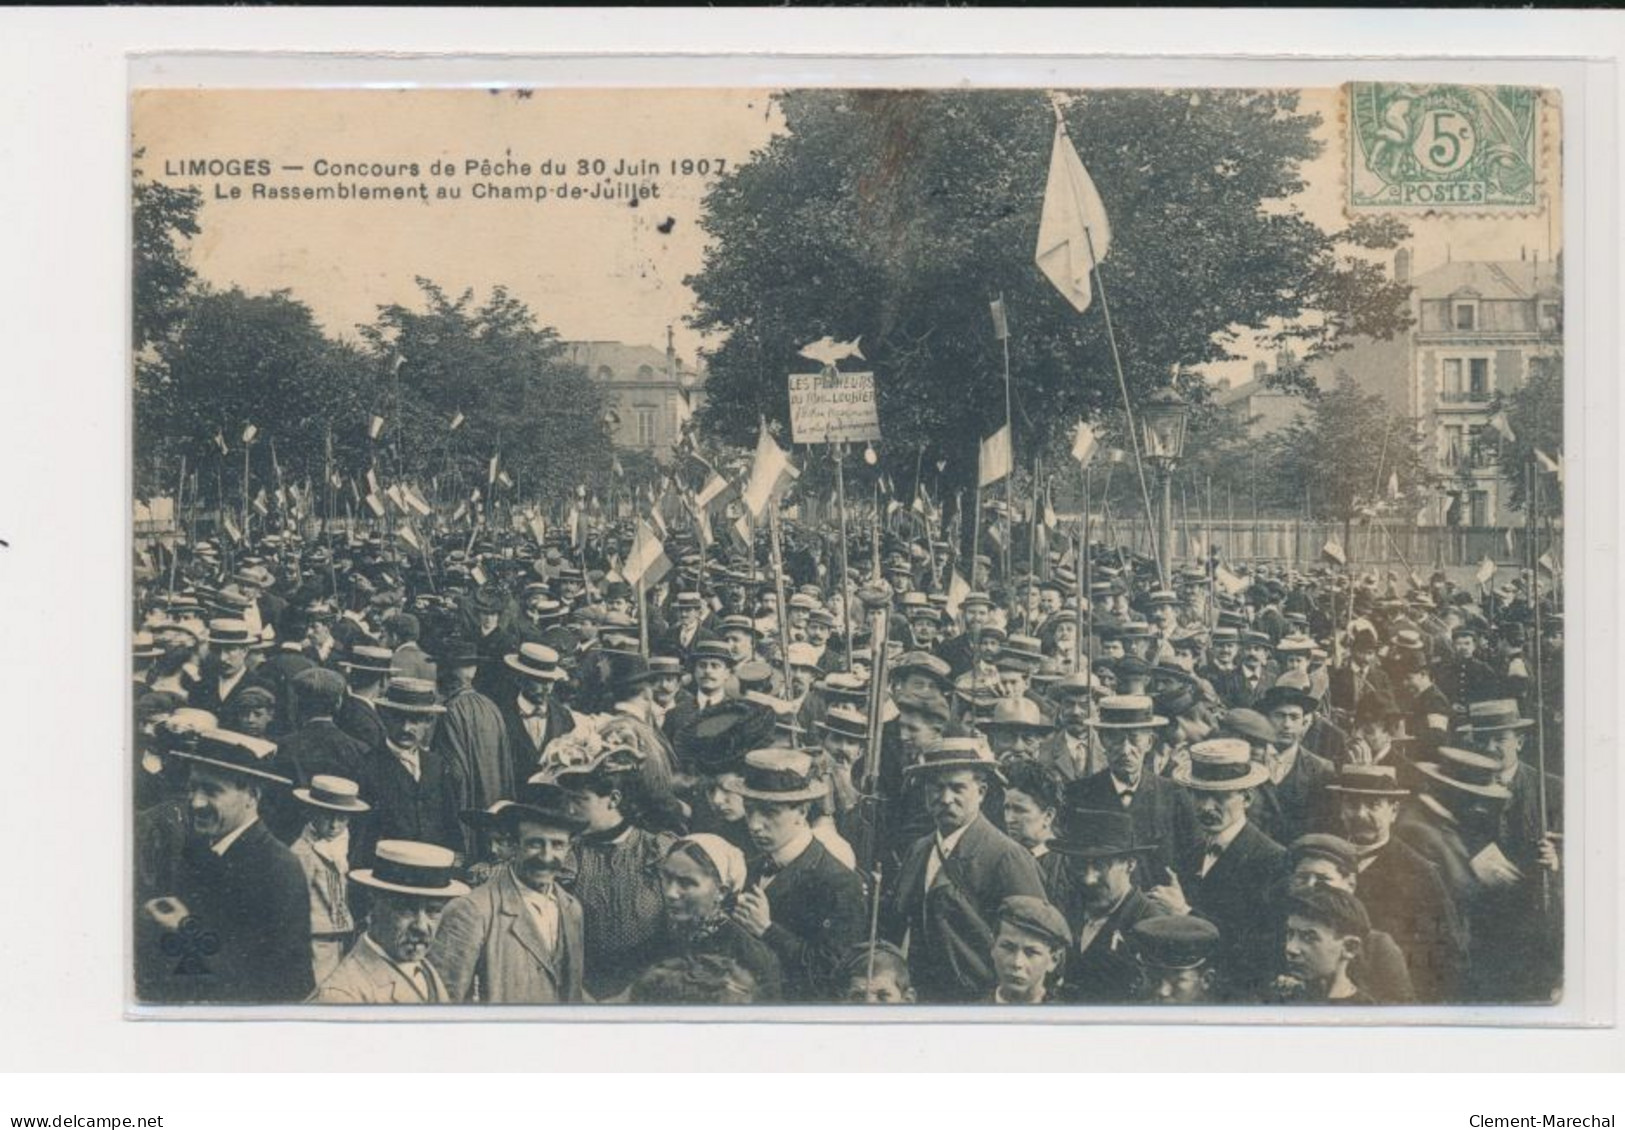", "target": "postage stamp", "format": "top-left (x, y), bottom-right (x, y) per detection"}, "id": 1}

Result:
top-left (1346, 83), bottom-right (1544, 214)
